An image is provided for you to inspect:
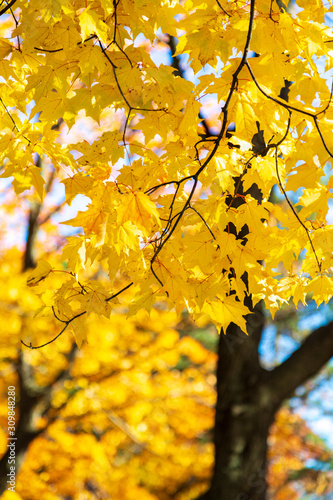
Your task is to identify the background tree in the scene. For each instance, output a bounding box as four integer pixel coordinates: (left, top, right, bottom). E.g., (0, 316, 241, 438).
(1, 0, 333, 499)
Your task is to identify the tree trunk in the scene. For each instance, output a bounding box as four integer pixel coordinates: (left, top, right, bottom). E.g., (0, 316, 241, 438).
(195, 305, 268, 499)
(198, 305, 280, 500)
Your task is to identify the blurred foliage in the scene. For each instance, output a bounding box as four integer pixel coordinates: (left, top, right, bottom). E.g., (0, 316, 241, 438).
(0, 249, 332, 499)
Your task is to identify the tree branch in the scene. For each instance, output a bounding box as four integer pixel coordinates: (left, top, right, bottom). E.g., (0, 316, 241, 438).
(0, 0, 17, 17)
(267, 320, 333, 404)
(23, 201, 41, 271)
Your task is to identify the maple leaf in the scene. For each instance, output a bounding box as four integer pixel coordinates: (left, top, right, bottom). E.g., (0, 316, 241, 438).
(79, 8, 108, 44)
(117, 192, 161, 236)
(27, 261, 53, 287)
(61, 236, 86, 273)
(203, 295, 249, 335)
(127, 289, 156, 317)
(68, 315, 87, 349)
(307, 275, 333, 307)
(61, 174, 94, 206)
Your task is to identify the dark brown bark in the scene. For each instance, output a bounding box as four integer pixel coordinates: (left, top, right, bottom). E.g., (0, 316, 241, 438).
(23, 201, 41, 271)
(211, 306, 270, 500)
(197, 305, 272, 500)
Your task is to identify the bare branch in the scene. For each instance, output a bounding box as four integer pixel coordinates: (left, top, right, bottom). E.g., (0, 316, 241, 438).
(0, 0, 16, 17)
(267, 320, 333, 403)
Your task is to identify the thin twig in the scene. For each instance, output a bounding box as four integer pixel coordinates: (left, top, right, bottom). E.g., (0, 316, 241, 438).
(216, 0, 231, 17)
(189, 205, 218, 243)
(51, 306, 68, 323)
(22, 281, 134, 349)
(0, 96, 30, 143)
(21, 311, 86, 349)
(105, 282, 133, 302)
(0, 0, 16, 16)
(274, 147, 321, 273)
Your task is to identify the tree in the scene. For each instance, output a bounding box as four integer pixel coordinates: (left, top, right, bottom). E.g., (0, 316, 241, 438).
(1, 0, 333, 498)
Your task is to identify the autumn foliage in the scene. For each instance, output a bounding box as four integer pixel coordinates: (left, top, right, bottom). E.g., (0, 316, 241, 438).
(1, 0, 333, 498)
(0, 0, 332, 346)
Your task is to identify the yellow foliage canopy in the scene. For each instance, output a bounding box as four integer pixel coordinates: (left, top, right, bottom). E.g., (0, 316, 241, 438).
(1, 0, 333, 346)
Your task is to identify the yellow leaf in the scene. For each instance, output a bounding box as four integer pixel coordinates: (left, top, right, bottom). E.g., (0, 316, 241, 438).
(62, 174, 94, 205)
(61, 236, 86, 273)
(127, 290, 156, 317)
(27, 261, 52, 287)
(33, 0, 68, 23)
(29, 166, 45, 201)
(203, 295, 249, 334)
(178, 95, 201, 137)
(0, 40, 12, 59)
(79, 8, 109, 44)
(81, 284, 112, 317)
(62, 207, 107, 239)
(69, 315, 87, 349)
(306, 275, 333, 306)
(233, 92, 259, 140)
(117, 192, 161, 235)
